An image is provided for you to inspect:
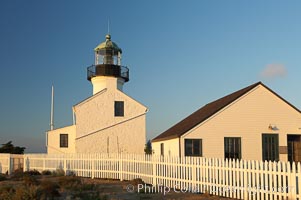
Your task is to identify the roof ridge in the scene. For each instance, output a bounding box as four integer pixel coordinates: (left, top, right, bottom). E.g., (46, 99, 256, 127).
(73, 88, 107, 108)
(152, 82, 262, 142)
(204, 81, 261, 107)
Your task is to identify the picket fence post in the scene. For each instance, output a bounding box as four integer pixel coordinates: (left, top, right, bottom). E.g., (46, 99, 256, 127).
(23, 155, 27, 172)
(191, 157, 196, 191)
(7, 154, 11, 175)
(289, 162, 297, 200)
(243, 160, 248, 200)
(63, 155, 67, 175)
(43, 154, 46, 171)
(297, 163, 301, 200)
(91, 154, 95, 179)
(119, 154, 123, 181)
(152, 155, 156, 186)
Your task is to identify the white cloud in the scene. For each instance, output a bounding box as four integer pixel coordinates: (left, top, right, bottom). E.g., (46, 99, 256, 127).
(260, 64, 287, 79)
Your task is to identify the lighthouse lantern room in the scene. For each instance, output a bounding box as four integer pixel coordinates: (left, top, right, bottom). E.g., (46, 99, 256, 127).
(87, 34, 129, 94)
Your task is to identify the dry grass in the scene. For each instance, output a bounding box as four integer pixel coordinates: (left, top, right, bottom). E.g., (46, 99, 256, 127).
(0, 171, 234, 200)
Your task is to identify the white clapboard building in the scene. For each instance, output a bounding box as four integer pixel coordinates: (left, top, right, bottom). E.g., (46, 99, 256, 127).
(152, 82, 301, 163)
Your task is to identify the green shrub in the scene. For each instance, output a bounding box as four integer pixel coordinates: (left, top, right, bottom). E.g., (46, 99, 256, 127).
(10, 169, 25, 180)
(24, 169, 41, 176)
(66, 170, 76, 176)
(0, 190, 13, 200)
(72, 191, 103, 200)
(13, 186, 26, 200)
(41, 170, 52, 175)
(25, 185, 41, 200)
(0, 184, 14, 199)
(23, 175, 39, 186)
(79, 183, 95, 191)
(0, 173, 7, 181)
(11, 169, 40, 182)
(52, 168, 65, 177)
(13, 185, 41, 200)
(58, 176, 81, 190)
(129, 178, 145, 185)
(39, 180, 60, 199)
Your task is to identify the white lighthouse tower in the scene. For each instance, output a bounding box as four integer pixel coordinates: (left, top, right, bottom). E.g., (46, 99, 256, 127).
(47, 33, 147, 155)
(87, 34, 129, 94)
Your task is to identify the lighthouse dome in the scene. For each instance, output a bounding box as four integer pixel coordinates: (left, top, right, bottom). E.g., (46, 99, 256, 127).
(94, 34, 122, 54)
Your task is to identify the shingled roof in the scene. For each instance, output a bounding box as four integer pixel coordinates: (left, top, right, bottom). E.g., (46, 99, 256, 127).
(152, 82, 301, 142)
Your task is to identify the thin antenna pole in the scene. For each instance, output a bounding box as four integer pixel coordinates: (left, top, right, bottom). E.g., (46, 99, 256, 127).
(50, 85, 54, 130)
(108, 19, 110, 34)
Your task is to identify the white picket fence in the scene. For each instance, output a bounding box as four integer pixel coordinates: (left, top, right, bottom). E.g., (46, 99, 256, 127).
(0, 153, 23, 174)
(1, 153, 300, 200)
(23, 153, 154, 184)
(0, 153, 10, 174)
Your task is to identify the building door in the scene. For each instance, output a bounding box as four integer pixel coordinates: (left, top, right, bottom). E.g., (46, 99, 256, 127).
(262, 134, 279, 161)
(287, 135, 301, 163)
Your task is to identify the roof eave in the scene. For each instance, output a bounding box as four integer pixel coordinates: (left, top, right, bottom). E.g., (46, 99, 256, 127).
(152, 135, 180, 143)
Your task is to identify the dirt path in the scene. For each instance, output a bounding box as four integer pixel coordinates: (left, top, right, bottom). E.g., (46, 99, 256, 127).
(72, 178, 234, 200)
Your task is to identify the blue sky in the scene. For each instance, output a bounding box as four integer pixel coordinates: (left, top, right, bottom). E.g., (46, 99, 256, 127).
(0, 0, 301, 152)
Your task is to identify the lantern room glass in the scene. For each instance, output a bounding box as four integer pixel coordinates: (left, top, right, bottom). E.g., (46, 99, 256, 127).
(95, 50, 121, 66)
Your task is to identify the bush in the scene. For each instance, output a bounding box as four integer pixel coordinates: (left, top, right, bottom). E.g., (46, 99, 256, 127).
(10, 169, 25, 180)
(39, 180, 60, 199)
(41, 170, 52, 175)
(0, 190, 13, 200)
(58, 176, 81, 190)
(23, 175, 39, 186)
(72, 191, 103, 200)
(0, 185, 39, 200)
(0, 173, 7, 181)
(11, 169, 41, 181)
(0, 184, 14, 199)
(52, 168, 65, 177)
(66, 170, 76, 176)
(14, 185, 41, 200)
(14, 187, 28, 199)
(79, 183, 95, 191)
(25, 185, 41, 200)
(24, 169, 41, 176)
(129, 178, 145, 185)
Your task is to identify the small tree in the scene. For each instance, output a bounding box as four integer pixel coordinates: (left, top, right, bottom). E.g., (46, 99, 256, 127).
(144, 140, 153, 154)
(0, 141, 26, 154)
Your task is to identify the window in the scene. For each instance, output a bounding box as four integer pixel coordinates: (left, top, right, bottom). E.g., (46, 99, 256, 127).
(60, 134, 68, 148)
(160, 143, 164, 156)
(262, 134, 279, 161)
(185, 139, 202, 156)
(287, 135, 301, 163)
(224, 137, 241, 159)
(114, 101, 124, 117)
